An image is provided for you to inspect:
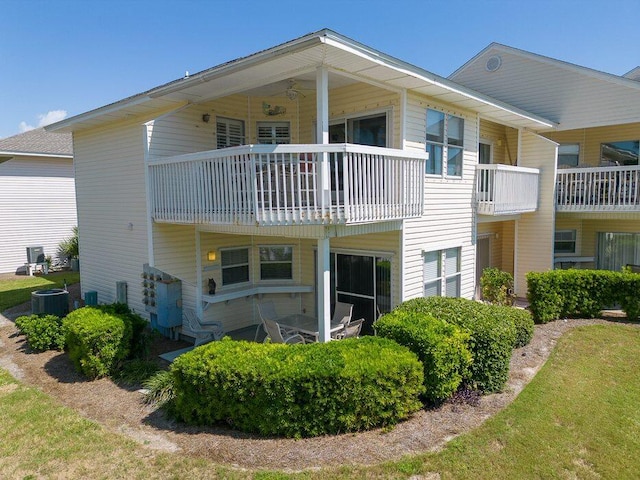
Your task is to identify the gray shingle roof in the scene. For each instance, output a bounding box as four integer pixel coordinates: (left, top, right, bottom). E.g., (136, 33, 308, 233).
(0, 128, 72, 156)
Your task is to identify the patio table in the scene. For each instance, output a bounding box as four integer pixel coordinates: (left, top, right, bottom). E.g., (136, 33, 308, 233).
(277, 313, 344, 342)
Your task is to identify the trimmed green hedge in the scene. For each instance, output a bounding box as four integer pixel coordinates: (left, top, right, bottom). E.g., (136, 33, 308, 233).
(394, 297, 525, 393)
(375, 310, 472, 404)
(170, 337, 424, 438)
(526, 270, 640, 323)
(63, 307, 132, 379)
(14, 314, 65, 351)
(93, 303, 149, 358)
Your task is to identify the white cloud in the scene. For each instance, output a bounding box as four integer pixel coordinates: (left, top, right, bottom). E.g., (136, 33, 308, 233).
(19, 110, 68, 133)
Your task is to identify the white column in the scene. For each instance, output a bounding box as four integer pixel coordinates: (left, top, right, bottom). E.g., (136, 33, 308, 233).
(316, 66, 330, 212)
(195, 227, 203, 318)
(317, 237, 331, 342)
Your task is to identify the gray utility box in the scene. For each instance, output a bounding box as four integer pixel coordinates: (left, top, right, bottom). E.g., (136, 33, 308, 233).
(26, 246, 45, 264)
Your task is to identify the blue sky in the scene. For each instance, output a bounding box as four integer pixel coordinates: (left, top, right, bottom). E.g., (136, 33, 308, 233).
(1, 0, 639, 139)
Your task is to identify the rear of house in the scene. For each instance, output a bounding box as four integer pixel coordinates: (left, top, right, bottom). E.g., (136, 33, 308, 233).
(0, 128, 75, 273)
(48, 30, 555, 341)
(452, 43, 640, 276)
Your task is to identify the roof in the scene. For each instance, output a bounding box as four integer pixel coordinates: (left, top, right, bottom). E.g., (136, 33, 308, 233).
(46, 29, 555, 134)
(0, 128, 73, 158)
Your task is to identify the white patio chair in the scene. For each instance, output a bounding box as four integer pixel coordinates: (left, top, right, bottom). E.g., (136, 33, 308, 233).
(184, 308, 225, 347)
(262, 317, 305, 344)
(254, 301, 278, 341)
(330, 301, 353, 339)
(338, 318, 364, 340)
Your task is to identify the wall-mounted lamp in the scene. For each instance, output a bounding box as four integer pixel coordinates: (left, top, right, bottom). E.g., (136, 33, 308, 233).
(202, 113, 211, 123)
(127, 222, 134, 231)
(207, 250, 217, 261)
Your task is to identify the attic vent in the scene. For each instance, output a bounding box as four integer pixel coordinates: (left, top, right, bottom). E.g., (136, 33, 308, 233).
(485, 55, 502, 72)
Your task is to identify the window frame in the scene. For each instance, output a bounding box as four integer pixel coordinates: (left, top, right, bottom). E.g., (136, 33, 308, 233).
(425, 108, 465, 178)
(220, 247, 251, 286)
(216, 117, 245, 149)
(423, 247, 462, 298)
(557, 143, 580, 168)
(554, 230, 577, 255)
(259, 245, 294, 281)
(257, 121, 291, 144)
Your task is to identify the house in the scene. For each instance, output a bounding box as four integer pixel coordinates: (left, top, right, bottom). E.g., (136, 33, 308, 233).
(0, 128, 76, 274)
(451, 44, 640, 279)
(46, 30, 556, 341)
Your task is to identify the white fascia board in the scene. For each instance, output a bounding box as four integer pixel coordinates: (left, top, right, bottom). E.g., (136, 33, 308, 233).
(322, 36, 556, 130)
(0, 150, 72, 159)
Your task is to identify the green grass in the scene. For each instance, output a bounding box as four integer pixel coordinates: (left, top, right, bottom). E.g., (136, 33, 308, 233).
(0, 323, 639, 478)
(0, 272, 80, 311)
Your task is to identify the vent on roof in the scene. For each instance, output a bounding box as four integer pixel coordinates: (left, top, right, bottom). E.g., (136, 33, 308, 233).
(485, 55, 502, 72)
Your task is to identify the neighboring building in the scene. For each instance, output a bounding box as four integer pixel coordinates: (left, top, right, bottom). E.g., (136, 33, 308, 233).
(47, 30, 556, 341)
(451, 43, 640, 280)
(0, 128, 76, 273)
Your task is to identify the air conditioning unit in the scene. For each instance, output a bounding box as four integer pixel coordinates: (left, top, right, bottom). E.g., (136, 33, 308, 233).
(26, 246, 45, 264)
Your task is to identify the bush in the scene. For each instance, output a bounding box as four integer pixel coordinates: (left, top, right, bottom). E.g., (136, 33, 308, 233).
(617, 269, 640, 321)
(14, 314, 65, 351)
(490, 304, 534, 348)
(480, 268, 516, 306)
(375, 310, 472, 404)
(94, 303, 150, 359)
(527, 270, 621, 323)
(143, 370, 175, 408)
(63, 307, 132, 379)
(171, 337, 424, 438)
(395, 297, 517, 393)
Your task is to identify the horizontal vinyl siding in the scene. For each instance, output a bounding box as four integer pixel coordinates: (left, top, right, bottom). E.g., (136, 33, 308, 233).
(514, 132, 557, 296)
(479, 120, 518, 165)
(403, 95, 478, 301)
(0, 156, 76, 273)
(73, 122, 148, 313)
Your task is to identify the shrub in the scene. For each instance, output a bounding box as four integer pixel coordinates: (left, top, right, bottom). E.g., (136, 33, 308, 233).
(617, 270, 640, 321)
(375, 309, 472, 404)
(94, 303, 150, 359)
(14, 314, 65, 351)
(395, 297, 516, 393)
(63, 307, 132, 379)
(171, 337, 424, 438)
(480, 268, 516, 306)
(490, 304, 534, 348)
(527, 270, 620, 323)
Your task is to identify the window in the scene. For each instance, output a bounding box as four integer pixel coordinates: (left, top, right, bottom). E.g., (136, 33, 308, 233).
(424, 247, 461, 297)
(259, 246, 293, 280)
(257, 122, 290, 144)
(479, 141, 492, 165)
(220, 247, 250, 286)
(558, 144, 579, 167)
(216, 117, 245, 149)
(554, 230, 576, 254)
(597, 232, 640, 271)
(426, 109, 464, 177)
(601, 140, 639, 166)
(329, 113, 388, 147)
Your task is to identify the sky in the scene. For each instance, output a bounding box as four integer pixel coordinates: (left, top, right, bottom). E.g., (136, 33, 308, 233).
(1, 0, 639, 139)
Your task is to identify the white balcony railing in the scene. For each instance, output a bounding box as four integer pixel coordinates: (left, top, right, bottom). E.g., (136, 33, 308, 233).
(556, 165, 640, 212)
(476, 164, 540, 215)
(148, 144, 427, 227)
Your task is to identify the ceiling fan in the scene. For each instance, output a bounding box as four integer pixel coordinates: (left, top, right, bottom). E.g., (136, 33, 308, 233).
(284, 79, 312, 100)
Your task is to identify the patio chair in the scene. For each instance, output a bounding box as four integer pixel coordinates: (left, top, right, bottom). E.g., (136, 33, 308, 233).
(262, 317, 305, 344)
(254, 301, 278, 341)
(184, 308, 225, 346)
(330, 301, 353, 339)
(338, 318, 364, 340)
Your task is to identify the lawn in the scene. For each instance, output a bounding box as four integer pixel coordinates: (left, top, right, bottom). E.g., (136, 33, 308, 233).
(0, 272, 80, 312)
(0, 323, 638, 479)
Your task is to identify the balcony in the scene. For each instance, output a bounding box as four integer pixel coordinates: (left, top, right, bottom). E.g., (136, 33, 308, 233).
(476, 164, 540, 216)
(148, 144, 427, 227)
(556, 165, 640, 212)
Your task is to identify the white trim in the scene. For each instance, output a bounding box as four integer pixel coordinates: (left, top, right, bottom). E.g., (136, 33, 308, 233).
(142, 123, 154, 267)
(0, 151, 73, 159)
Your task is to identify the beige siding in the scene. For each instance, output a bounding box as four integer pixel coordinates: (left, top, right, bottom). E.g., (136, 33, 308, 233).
(452, 47, 640, 131)
(403, 94, 478, 300)
(479, 120, 518, 165)
(477, 221, 515, 274)
(544, 123, 640, 167)
(514, 132, 557, 296)
(0, 155, 76, 273)
(73, 122, 149, 312)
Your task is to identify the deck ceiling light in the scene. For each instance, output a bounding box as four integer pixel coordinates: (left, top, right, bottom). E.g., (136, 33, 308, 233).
(207, 250, 217, 261)
(202, 113, 211, 123)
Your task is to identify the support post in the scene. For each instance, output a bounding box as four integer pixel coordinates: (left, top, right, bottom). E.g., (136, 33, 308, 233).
(316, 67, 330, 213)
(316, 237, 331, 343)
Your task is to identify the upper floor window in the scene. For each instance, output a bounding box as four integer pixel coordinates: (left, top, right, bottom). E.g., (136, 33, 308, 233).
(426, 109, 464, 177)
(558, 144, 579, 168)
(216, 117, 245, 149)
(220, 247, 250, 286)
(601, 140, 639, 166)
(257, 122, 290, 144)
(259, 246, 293, 280)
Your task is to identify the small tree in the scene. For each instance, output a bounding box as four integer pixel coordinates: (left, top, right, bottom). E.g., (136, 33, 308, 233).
(480, 267, 515, 306)
(57, 226, 79, 266)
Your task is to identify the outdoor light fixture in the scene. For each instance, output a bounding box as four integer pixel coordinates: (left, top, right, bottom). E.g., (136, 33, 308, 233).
(202, 113, 211, 123)
(207, 250, 217, 261)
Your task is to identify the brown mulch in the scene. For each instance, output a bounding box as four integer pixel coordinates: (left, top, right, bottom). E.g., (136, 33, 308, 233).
(0, 287, 637, 471)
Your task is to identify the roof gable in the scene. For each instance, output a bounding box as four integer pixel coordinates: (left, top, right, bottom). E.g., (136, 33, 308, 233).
(451, 43, 640, 131)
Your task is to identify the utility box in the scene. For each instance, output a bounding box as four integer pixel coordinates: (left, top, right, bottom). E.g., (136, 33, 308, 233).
(116, 281, 127, 304)
(26, 246, 45, 264)
(142, 264, 182, 338)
